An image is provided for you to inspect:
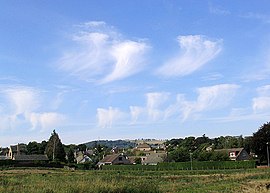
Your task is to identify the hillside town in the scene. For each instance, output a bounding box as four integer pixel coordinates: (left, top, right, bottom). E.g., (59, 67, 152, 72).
(2, 122, 269, 169)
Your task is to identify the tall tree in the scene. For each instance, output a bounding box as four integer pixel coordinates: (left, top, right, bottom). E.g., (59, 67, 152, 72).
(26, 141, 40, 155)
(45, 130, 66, 162)
(252, 122, 270, 162)
(67, 148, 75, 163)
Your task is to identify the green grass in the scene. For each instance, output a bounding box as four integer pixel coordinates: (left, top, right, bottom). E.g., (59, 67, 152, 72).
(0, 168, 270, 192)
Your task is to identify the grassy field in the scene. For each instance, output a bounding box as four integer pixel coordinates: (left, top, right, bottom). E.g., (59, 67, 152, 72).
(0, 168, 270, 192)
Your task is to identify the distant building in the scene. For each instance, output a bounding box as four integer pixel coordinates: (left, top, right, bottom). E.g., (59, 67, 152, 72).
(76, 154, 92, 164)
(0, 147, 9, 160)
(97, 154, 130, 167)
(135, 143, 151, 151)
(214, 148, 250, 161)
(8, 144, 27, 159)
(128, 150, 167, 165)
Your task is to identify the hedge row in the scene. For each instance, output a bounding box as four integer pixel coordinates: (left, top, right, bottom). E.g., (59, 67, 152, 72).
(0, 160, 64, 168)
(102, 160, 256, 171)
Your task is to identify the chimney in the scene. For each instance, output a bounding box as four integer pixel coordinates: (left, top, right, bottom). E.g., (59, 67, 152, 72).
(17, 144, 20, 155)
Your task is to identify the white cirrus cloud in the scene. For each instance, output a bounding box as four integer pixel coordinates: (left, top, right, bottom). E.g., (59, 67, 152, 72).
(252, 97, 270, 112)
(253, 85, 270, 112)
(58, 21, 149, 84)
(195, 84, 239, 111)
(165, 84, 239, 121)
(129, 106, 145, 124)
(101, 41, 148, 83)
(97, 107, 125, 128)
(146, 92, 170, 121)
(1, 86, 40, 115)
(129, 92, 170, 123)
(0, 85, 66, 131)
(157, 35, 222, 77)
(28, 112, 66, 131)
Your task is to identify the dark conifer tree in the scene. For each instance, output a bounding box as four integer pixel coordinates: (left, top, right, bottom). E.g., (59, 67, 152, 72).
(45, 130, 66, 162)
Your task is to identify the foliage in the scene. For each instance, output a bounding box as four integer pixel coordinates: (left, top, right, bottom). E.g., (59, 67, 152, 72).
(77, 144, 87, 152)
(210, 151, 230, 161)
(252, 122, 270, 162)
(26, 141, 47, 155)
(85, 140, 136, 149)
(67, 148, 75, 163)
(167, 147, 190, 162)
(134, 157, 142, 164)
(45, 130, 66, 162)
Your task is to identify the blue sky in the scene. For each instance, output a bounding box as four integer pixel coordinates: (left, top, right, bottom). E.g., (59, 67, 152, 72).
(1, 1, 270, 146)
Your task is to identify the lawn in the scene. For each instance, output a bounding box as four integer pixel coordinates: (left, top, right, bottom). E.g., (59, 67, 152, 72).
(0, 168, 270, 192)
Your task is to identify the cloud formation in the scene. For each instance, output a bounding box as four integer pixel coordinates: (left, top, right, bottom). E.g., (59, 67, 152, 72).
(165, 84, 240, 121)
(0, 85, 65, 131)
(157, 35, 222, 77)
(253, 85, 270, 112)
(58, 21, 149, 84)
(128, 84, 239, 125)
(97, 107, 125, 128)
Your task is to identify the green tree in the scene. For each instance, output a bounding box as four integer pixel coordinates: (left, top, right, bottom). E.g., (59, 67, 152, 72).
(252, 122, 270, 162)
(67, 148, 75, 163)
(77, 144, 87, 152)
(168, 147, 189, 162)
(197, 151, 212, 161)
(211, 151, 230, 161)
(39, 140, 48, 154)
(26, 141, 40, 155)
(134, 157, 142, 164)
(45, 130, 66, 162)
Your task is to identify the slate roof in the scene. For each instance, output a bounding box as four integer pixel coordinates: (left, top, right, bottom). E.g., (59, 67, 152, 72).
(99, 154, 120, 163)
(14, 154, 49, 161)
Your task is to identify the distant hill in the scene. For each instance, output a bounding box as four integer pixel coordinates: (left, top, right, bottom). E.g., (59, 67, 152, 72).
(84, 140, 136, 149)
(127, 139, 166, 145)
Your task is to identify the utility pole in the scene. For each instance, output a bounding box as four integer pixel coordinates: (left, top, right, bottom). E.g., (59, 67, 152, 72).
(190, 152, 193, 170)
(267, 142, 270, 167)
(53, 137, 56, 161)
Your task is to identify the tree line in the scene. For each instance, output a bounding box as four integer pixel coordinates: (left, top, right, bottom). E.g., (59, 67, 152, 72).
(16, 122, 270, 164)
(165, 122, 270, 163)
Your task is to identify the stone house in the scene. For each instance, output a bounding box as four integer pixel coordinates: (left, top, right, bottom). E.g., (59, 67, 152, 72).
(134, 143, 151, 151)
(8, 144, 27, 159)
(97, 154, 130, 167)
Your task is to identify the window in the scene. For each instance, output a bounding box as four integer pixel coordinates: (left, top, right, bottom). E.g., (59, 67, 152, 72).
(119, 157, 123, 161)
(229, 152, 235, 157)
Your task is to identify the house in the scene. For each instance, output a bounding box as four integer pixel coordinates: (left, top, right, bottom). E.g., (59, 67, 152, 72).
(97, 154, 130, 167)
(0, 147, 9, 160)
(215, 148, 250, 161)
(8, 144, 27, 159)
(128, 150, 167, 165)
(135, 143, 151, 151)
(141, 151, 167, 165)
(13, 154, 49, 162)
(76, 154, 92, 164)
(74, 150, 93, 164)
